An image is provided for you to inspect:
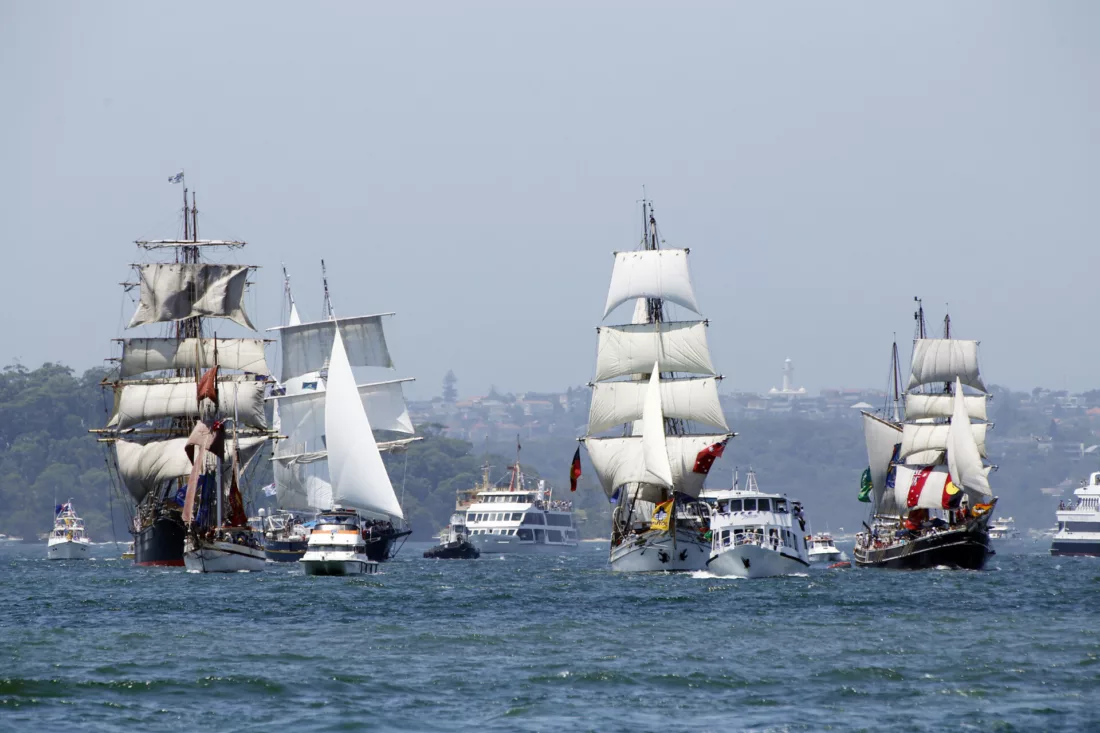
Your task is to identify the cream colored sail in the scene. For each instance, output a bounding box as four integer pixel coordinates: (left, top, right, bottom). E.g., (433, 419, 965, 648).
(584, 434, 729, 500)
(110, 380, 267, 430)
(588, 376, 727, 435)
(118, 338, 270, 379)
(271, 314, 393, 381)
(900, 423, 987, 461)
(907, 339, 986, 392)
(127, 264, 254, 329)
(603, 249, 700, 318)
(640, 365, 674, 488)
(594, 321, 715, 382)
(904, 393, 987, 422)
(861, 411, 903, 516)
(947, 378, 993, 500)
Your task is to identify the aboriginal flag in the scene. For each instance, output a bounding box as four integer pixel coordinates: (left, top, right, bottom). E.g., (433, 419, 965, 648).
(569, 448, 582, 492)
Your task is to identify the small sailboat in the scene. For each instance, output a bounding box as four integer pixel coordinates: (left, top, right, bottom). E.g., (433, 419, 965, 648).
(47, 501, 90, 560)
(300, 328, 407, 576)
(581, 200, 733, 572)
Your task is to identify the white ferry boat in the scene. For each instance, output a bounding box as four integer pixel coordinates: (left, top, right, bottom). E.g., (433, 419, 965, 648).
(300, 508, 379, 575)
(462, 459, 578, 554)
(988, 516, 1019, 540)
(47, 501, 90, 560)
(807, 533, 849, 567)
(1051, 472, 1100, 557)
(703, 470, 809, 578)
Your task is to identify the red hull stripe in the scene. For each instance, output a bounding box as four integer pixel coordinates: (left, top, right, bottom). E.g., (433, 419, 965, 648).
(135, 559, 185, 567)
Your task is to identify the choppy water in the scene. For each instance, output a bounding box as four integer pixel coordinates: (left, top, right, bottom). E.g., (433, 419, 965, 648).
(1, 539, 1097, 732)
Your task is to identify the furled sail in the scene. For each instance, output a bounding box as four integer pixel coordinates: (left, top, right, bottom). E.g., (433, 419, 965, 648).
(272, 314, 393, 381)
(325, 329, 404, 519)
(947, 378, 993, 499)
(588, 376, 727, 434)
(127, 264, 255, 329)
(907, 339, 986, 392)
(861, 412, 903, 516)
(904, 393, 987, 422)
(900, 422, 987, 461)
(640, 366, 673, 488)
(603, 249, 701, 319)
(114, 439, 193, 501)
(110, 380, 267, 430)
(119, 338, 270, 379)
(275, 377, 415, 442)
(594, 321, 715, 382)
(584, 433, 731, 500)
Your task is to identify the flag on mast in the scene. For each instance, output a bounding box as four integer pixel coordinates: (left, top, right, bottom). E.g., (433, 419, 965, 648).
(569, 447, 582, 492)
(168, 171, 184, 184)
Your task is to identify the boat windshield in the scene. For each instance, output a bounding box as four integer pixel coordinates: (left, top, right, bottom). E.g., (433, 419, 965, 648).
(774, 499, 788, 513)
(757, 498, 771, 512)
(729, 499, 742, 513)
(743, 499, 757, 511)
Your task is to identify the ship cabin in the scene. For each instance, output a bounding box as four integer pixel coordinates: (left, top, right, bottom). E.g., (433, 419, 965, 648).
(1056, 472, 1100, 530)
(465, 490, 577, 545)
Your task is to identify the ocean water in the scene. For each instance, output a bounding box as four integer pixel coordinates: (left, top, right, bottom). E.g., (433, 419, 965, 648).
(0, 539, 1097, 733)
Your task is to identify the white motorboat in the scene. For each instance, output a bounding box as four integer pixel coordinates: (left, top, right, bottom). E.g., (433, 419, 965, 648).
(705, 470, 810, 578)
(988, 516, 1019, 540)
(807, 533, 850, 567)
(300, 509, 379, 576)
(47, 501, 90, 560)
(1052, 473, 1100, 556)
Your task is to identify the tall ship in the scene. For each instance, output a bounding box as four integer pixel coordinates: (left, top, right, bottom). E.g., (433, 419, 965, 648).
(47, 501, 90, 560)
(855, 301, 997, 570)
(461, 457, 578, 554)
(582, 201, 733, 572)
(1051, 472, 1100, 556)
(97, 176, 273, 567)
(298, 328, 407, 575)
(268, 262, 418, 563)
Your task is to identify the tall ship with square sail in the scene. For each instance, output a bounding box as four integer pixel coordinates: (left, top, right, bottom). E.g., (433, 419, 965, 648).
(97, 175, 274, 567)
(855, 301, 996, 570)
(582, 201, 732, 572)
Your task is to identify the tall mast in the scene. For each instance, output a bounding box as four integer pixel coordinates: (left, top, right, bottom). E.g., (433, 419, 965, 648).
(890, 338, 902, 422)
(913, 296, 926, 340)
(321, 259, 335, 319)
(282, 263, 296, 314)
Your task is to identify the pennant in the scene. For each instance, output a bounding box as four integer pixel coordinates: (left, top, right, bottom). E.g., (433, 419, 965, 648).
(650, 500, 673, 532)
(692, 439, 728, 474)
(858, 467, 873, 503)
(569, 448, 582, 492)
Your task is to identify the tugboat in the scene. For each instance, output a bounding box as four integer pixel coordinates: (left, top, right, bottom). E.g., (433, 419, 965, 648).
(47, 501, 90, 560)
(705, 469, 810, 578)
(1051, 472, 1100, 556)
(424, 512, 480, 559)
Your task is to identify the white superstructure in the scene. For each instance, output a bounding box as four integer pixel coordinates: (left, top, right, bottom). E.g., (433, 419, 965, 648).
(988, 516, 1019, 540)
(47, 501, 90, 560)
(704, 471, 809, 578)
(1051, 473, 1100, 556)
(464, 462, 578, 554)
(300, 509, 379, 575)
(807, 533, 849, 566)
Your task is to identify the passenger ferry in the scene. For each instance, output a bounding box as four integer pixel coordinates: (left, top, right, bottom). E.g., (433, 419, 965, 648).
(47, 501, 90, 560)
(461, 460, 578, 554)
(703, 470, 810, 578)
(1051, 472, 1100, 557)
(988, 516, 1019, 540)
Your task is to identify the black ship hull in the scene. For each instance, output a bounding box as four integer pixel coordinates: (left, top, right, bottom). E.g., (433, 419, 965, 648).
(264, 538, 307, 562)
(423, 540, 480, 560)
(364, 527, 412, 562)
(134, 516, 186, 567)
(855, 523, 992, 570)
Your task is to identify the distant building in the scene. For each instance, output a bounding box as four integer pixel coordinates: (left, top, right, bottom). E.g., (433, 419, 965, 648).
(767, 358, 807, 397)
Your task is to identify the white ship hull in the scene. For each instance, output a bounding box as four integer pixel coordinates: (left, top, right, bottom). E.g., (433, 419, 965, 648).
(708, 544, 809, 578)
(471, 532, 578, 555)
(184, 540, 266, 573)
(300, 552, 378, 576)
(47, 539, 90, 560)
(609, 529, 710, 572)
(808, 548, 848, 566)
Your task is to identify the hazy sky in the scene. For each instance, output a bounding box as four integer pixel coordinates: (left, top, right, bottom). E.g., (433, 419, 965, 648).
(2, 1, 1097, 399)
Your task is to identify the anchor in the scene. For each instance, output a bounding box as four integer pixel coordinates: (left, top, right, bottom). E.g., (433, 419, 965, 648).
(679, 549, 688, 561)
(742, 557, 751, 569)
(658, 549, 670, 563)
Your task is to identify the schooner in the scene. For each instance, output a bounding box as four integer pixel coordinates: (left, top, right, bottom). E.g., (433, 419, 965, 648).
(99, 176, 274, 567)
(855, 300, 997, 569)
(582, 201, 733, 572)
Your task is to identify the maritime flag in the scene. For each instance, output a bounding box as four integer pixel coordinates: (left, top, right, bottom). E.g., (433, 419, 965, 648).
(569, 448, 582, 492)
(651, 500, 673, 531)
(692, 440, 727, 474)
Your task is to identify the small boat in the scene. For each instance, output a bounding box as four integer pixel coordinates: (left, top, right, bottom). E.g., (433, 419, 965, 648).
(301, 508, 379, 575)
(807, 532, 850, 567)
(706, 470, 810, 578)
(48, 501, 91, 560)
(259, 508, 310, 562)
(424, 513, 480, 559)
(988, 516, 1019, 540)
(121, 541, 135, 560)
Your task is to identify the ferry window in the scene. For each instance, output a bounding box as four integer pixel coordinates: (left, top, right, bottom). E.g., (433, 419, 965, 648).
(757, 499, 771, 512)
(774, 499, 787, 513)
(729, 500, 742, 513)
(522, 513, 545, 525)
(547, 530, 562, 543)
(743, 499, 757, 511)
(517, 528, 533, 541)
(509, 513, 519, 521)
(534, 529, 545, 542)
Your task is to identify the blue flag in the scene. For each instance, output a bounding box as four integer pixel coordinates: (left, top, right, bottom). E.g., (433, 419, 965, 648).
(168, 171, 184, 184)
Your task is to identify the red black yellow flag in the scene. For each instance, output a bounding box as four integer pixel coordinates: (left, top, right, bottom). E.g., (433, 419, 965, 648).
(569, 448, 582, 492)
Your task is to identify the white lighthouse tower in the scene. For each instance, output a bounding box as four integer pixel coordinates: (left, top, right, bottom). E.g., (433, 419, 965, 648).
(768, 358, 806, 397)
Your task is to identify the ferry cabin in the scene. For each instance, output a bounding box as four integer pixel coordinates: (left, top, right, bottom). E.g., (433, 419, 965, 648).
(1052, 471, 1100, 556)
(706, 493, 808, 557)
(465, 490, 577, 547)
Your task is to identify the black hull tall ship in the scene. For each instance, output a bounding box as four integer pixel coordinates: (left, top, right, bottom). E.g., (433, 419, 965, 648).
(364, 527, 412, 561)
(133, 515, 186, 567)
(855, 302, 998, 571)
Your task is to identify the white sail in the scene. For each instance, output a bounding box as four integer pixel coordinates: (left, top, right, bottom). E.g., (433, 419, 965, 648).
(588, 376, 727, 434)
(947, 378, 993, 499)
(907, 339, 986, 393)
(288, 303, 302, 327)
(892, 464, 955, 511)
(861, 412, 903, 515)
(272, 314, 393, 381)
(904, 449, 945, 466)
(325, 329, 403, 519)
(272, 453, 332, 512)
(118, 338, 270, 379)
(603, 249, 701, 319)
(900, 423, 987, 461)
(640, 365, 673, 487)
(594, 321, 716, 382)
(584, 433, 729, 499)
(904, 393, 987, 422)
(110, 380, 267, 430)
(275, 378, 415, 444)
(127, 264, 254, 329)
(114, 439, 193, 501)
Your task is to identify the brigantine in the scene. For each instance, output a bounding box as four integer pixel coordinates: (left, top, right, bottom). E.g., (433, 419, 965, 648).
(267, 262, 418, 564)
(855, 301, 997, 570)
(96, 175, 273, 568)
(582, 201, 733, 572)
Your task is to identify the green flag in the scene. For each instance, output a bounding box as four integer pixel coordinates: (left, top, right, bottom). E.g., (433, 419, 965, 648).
(858, 467, 873, 503)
